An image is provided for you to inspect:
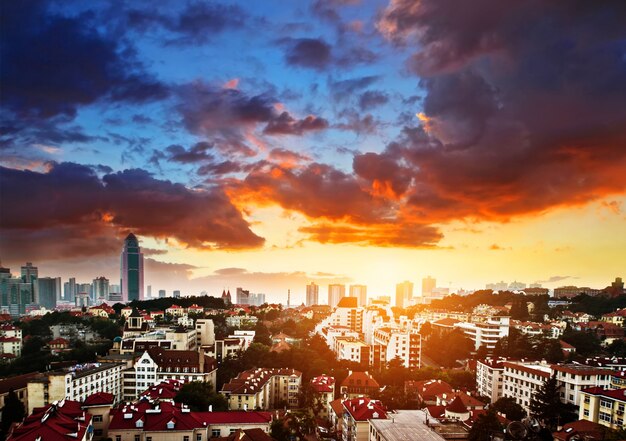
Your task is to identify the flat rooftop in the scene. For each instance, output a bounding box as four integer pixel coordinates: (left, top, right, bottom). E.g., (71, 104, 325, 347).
(370, 410, 447, 441)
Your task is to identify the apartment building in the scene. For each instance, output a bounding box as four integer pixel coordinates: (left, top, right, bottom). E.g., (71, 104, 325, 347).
(502, 361, 551, 411)
(336, 337, 370, 364)
(225, 315, 258, 327)
(579, 387, 626, 430)
(311, 375, 335, 418)
(26, 362, 125, 413)
(221, 368, 302, 410)
(455, 316, 510, 350)
(342, 397, 387, 441)
(476, 358, 505, 403)
(371, 327, 421, 369)
(552, 364, 613, 407)
(369, 410, 447, 441)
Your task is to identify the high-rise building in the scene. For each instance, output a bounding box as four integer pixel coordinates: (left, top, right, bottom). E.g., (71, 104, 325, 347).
(37, 277, 59, 310)
(158, 289, 166, 298)
(395, 281, 413, 308)
(422, 276, 436, 297)
(349, 284, 367, 306)
(120, 233, 144, 303)
(20, 262, 38, 284)
(306, 282, 319, 306)
(328, 284, 345, 308)
(146, 285, 152, 299)
(236, 288, 250, 305)
(63, 277, 77, 302)
(173, 290, 181, 299)
(1, 266, 34, 316)
(93, 276, 110, 301)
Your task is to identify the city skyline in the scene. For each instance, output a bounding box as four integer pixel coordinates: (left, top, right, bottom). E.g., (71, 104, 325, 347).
(1, 1, 625, 302)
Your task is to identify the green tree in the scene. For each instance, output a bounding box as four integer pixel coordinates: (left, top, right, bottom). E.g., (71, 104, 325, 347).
(493, 397, 526, 421)
(468, 408, 503, 441)
(475, 344, 489, 360)
(529, 373, 577, 430)
(0, 390, 25, 437)
(561, 329, 601, 357)
(253, 321, 272, 347)
(174, 382, 228, 411)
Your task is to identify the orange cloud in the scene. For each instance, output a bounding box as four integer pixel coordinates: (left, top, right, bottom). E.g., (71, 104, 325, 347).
(223, 78, 239, 89)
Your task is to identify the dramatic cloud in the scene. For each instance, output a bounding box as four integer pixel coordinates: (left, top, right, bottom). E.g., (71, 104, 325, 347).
(0, 0, 168, 120)
(0, 163, 264, 254)
(166, 142, 214, 163)
(263, 112, 329, 136)
(358, 91, 389, 110)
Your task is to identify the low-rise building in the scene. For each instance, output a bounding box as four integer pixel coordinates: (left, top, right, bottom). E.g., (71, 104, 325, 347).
(341, 397, 387, 441)
(225, 315, 259, 327)
(82, 392, 115, 440)
(311, 375, 335, 418)
(340, 371, 379, 399)
(369, 409, 447, 441)
(579, 387, 626, 430)
(221, 368, 302, 410)
(0, 372, 38, 417)
(336, 337, 370, 364)
(26, 362, 125, 413)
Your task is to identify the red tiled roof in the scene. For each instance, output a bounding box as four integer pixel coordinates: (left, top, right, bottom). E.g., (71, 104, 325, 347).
(330, 399, 344, 416)
(446, 396, 468, 413)
(559, 340, 576, 349)
(425, 405, 445, 418)
(0, 336, 20, 342)
(406, 379, 453, 400)
(0, 373, 39, 394)
(221, 368, 302, 394)
(337, 297, 358, 308)
(341, 371, 379, 389)
(141, 380, 183, 400)
(8, 400, 91, 441)
(342, 397, 387, 421)
(553, 420, 606, 441)
(582, 387, 626, 401)
(83, 392, 114, 406)
(49, 337, 69, 346)
(311, 375, 335, 393)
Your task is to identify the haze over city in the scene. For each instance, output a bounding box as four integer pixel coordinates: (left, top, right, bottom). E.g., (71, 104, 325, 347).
(1, 0, 625, 302)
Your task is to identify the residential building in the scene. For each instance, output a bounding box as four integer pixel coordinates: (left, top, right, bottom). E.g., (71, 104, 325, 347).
(0, 372, 38, 415)
(196, 318, 216, 347)
(306, 282, 319, 306)
(371, 327, 421, 369)
(311, 375, 335, 418)
(552, 364, 613, 407)
(82, 392, 115, 440)
(26, 362, 125, 413)
(0, 267, 33, 317)
(125, 347, 217, 399)
(336, 337, 370, 364)
(349, 285, 367, 307)
(173, 289, 181, 298)
(159, 289, 166, 298)
(404, 379, 454, 405)
(554, 286, 602, 298)
(225, 315, 258, 327)
(476, 358, 505, 403)
(221, 368, 302, 410)
(329, 284, 346, 308)
(236, 287, 251, 304)
(120, 232, 144, 302)
(502, 361, 551, 411)
(580, 387, 626, 430)
(340, 371, 379, 399)
(342, 397, 387, 441)
(523, 287, 549, 296)
(317, 296, 362, 332)
(395, 281, 413, 308)
(454, 316, 510, 350)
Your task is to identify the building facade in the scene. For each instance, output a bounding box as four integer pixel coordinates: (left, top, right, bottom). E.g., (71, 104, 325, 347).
(120, 233, 144, 302)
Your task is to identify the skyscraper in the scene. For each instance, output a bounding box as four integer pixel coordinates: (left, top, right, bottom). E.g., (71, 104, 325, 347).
(37, 277, 59, 310)
(64, 277, 77, 302)
(159, 289, 166, 298)
(93, 276, 110, 302)
(422, 276, 436, 297)
(349, 284, 367, 306)
(395, 281, 413, 308)
(20, 262, 38, 302)
(120, 233, 144, 303)
(306, 282, 319, 306)
(328, 284, 345, 308)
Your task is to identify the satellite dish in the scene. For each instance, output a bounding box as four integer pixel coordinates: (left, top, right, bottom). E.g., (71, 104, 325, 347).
(524, 417, 541, 433)
(507, 421, 529, 440)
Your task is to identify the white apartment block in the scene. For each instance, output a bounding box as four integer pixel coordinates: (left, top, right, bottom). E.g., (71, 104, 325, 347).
(26, 362, 124, 413)
(225, 315, 259, 327)
(336, 337, 370, 364)
(196, 318, 216, 347)
(455, 316, 510, 350)
(502, 361, 551, 411)
(476, 358, 505, 403)
(371, 327, 421, 369)
(552, 364, 613, 407)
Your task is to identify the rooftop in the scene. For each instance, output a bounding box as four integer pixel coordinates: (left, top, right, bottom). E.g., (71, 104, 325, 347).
(369, 410, 446, 441)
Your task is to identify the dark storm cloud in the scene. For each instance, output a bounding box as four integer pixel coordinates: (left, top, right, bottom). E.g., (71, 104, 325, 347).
(284, 38, 332, 70)
(0, 0, 168, 120)
(0, 163, 265, 251)
(263, 112, 329, 136)
(166, 142, 214, 164)
(328, 76, 379, 101)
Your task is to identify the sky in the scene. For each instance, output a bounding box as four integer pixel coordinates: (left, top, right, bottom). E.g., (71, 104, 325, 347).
(1, 0, 625, 304)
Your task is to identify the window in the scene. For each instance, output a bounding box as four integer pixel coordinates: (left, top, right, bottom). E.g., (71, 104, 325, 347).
(93, 415, 103, 422)
(601, 399, 613, 409)
(184, 437, 190, 441)
(116, 437, 121, 441)
(135, 436, 140, 441)
(599, 412, 612, 423)
(584, 410, 590, 417)
(196, 435, 202, 441)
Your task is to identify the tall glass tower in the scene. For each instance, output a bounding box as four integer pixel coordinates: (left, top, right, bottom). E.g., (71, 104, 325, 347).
(120, 233, 144, 303)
